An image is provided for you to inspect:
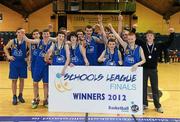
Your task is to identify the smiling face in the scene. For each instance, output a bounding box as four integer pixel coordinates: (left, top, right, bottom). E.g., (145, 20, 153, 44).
(107, 39, 116, 51)
(108, 41, 116, 50)
(127, 33, 136, 45)
(77, 31, 84, 40)
(85, 28, 93, 37)
(70, 36, 77, 43)
(57, 34, 65, 41)
(42, 32, 50, 40)
(32, 31, 40, 39)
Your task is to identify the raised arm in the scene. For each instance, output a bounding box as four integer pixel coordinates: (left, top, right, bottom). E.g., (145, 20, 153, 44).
(92, 36, 104, 44)
(98, 50, 106, 63)
(49, 37, 57, 43)
(61, 44, 70, 75)
(98, 15, 108, 44)
(23, 35, 39, 44)
(118, 14, 123, 35)
(118, 50, 123, 65)
(108, 23, 127, 49)
(80, 45, 89, 66)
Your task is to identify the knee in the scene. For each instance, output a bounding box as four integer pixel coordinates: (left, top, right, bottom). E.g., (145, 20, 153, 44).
(12, 80, 17, 84)
(43, 83, 48, 88)
(33, 82, 38, 87)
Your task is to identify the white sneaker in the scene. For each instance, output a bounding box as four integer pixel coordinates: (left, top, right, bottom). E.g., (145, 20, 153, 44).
(156, 107, 164, 113)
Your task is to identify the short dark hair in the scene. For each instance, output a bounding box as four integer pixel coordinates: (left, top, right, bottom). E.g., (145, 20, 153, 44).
(128, 32, 136, 36)
(59, 27, 67, 31)
(146, 30, 154, 35)
(67, 32, 78, 41)
(107, 38, 116, 44)
(42, 29, 49, 33)
(32, 29, 39, 34)
(56, 31, 66, 36)
(76, 29, 85, 35)
(16, 27, 23, 32)
(85, 25, 92, 30)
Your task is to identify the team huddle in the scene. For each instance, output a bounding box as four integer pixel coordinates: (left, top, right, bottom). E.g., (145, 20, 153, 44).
(4, 15, 175, 113)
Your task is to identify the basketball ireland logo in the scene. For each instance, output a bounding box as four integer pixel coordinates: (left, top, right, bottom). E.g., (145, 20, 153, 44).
(54, 73, 72, 92)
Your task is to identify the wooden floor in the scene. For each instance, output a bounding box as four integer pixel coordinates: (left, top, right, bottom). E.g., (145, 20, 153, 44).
(0, 61, 180, 118)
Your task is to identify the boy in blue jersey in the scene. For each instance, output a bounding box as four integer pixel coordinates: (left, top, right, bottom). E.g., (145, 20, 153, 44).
(4, 28, 27, 105)
(98, 15, 123, 53)
(28, 29, 40, 77)
(68, 32, 89, 66)
(92, 24, 105, 59)
(27, 29, 41, 109)
(109, 24, 146, 71)
(45, 31, 70, 92)
(45, 31, 70, 75)
(24, 29, 53, 108)
(84, 25, 104, 66)
(98, 39, 122, 66)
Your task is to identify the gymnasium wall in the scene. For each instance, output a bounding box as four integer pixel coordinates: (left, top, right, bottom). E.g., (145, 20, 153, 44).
(0, 4, 26, 31)
(135, 2, 166, 34)
(0, 2, 179, 33)
(67, 2, 180, 34)
(0, 3, 58, 33)
(28, 4, 58, 33)
(170, 12, 180, 32)
(135, 2, 180, 34)
(67, 14, 130, 31)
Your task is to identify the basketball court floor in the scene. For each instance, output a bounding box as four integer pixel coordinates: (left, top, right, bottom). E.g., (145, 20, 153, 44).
(0, 61, 180, 121)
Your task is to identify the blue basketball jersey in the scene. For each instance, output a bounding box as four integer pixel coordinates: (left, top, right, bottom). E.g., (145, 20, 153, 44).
(11, 39, 26, 66)
(123, 45, 141, 66)
(31, 43, 38, 64)
(35, 40, 52, 66)
(70, 44, 84, 65)
(9, 39, 27, 79)
(103, 48, 119, 66)
(92, 33, 105, 59)
(86, 37, 98, 66)
(33, 40, 52, 83)
(52, 43, 66, 65)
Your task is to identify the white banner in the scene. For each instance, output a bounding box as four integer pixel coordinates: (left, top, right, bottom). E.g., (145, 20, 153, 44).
(49, 66, 143, 115)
